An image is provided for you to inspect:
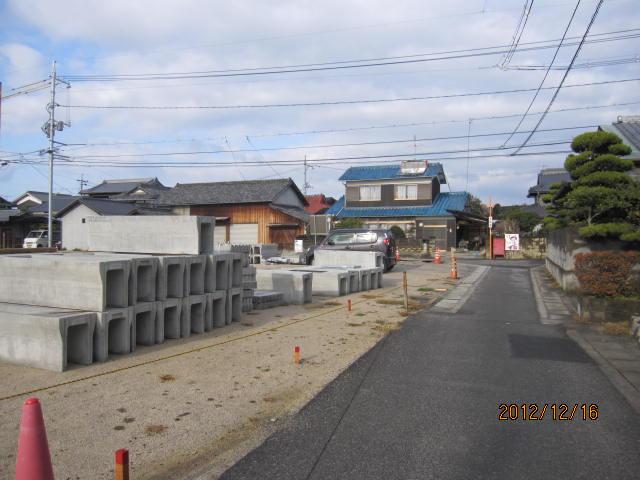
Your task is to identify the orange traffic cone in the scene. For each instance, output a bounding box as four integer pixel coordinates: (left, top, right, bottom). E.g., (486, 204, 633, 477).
(450, 253, 458, 280)
(15, 397, 54, 480)
(434, 248, 442, 264)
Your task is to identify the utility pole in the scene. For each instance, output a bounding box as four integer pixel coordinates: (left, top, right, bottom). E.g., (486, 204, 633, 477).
(42, 60, 70, 247)
(77, 173, 88, 194)
(47, 61, 56, 248)
(303, 155, 312, 195)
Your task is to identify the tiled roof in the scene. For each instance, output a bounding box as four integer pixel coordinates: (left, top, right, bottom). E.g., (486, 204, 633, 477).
(27, 196, 79, 214)
(304, 194, 335, 214)
(602, 119, 640, 159)
(338, 163, 446, 183)
(82, 178, 165, 195)
(155, 178, 307, 206)
(325, 192, 468, 218)
(527, 168, 571, 197)
(56, 198, 140, 218)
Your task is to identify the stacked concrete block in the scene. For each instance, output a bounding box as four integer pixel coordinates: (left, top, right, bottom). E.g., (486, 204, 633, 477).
(0, 254, 130, 311)
(155, 256, 186, 301)
(252, 244, 280, 263)
(181, 295, 206, 337)
(94, 308, 132, 362)
(216, 244, 251, 267)
(183, 255, 206, 297)
(0, 303, 96, 372)
(131, 302, 157, 350)
(313, 250, 384, 269)
(255, 270, 312, 305)
(253, 290, 284, 309)
(157, 298, 181, 341)
(227, 288, 243, 323)
(290, 268, 349, 297)
(84, 215, 216, 255)
(205, 291, 226, 329)
(242, 266, 257, 312)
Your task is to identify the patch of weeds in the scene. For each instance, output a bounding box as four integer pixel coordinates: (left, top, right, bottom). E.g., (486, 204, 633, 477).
(323, 301, 342, 307)
(417, 287, 434, 292)
(360, 293, 380, 299)
(123, 417, 135, 423)
(159, 374, 176, 383)
(116, 407, 127, 413)
(354, 312, 366, 317)
(375, 299, 404, 306)
(346, 322, 364, 327)
(372, 322, 401, 333)
(113, 425, 125, 431)
(145, 425, 168, 436)
(600, 322, 629, 336)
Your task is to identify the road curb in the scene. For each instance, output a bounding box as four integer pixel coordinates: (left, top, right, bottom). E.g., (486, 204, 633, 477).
(566, 328, 640, 415)
(431, 265, 490, 313)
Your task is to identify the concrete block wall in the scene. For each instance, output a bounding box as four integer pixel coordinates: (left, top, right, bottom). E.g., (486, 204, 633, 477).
(313, 250, 384, 269)
(85, 215, 216, 255)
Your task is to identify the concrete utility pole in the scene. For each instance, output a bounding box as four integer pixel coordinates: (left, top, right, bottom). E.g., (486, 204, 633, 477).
(47, 61, 56, 248)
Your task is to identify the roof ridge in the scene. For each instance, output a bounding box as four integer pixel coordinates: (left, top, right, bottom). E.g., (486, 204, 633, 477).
(175, 178, 289, 187)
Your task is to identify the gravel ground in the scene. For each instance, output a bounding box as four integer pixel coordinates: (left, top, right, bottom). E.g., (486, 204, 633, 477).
(0, 260, 463, 479)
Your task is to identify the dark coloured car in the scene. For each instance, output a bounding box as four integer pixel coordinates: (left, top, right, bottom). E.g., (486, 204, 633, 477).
(306, 228, 398, 271)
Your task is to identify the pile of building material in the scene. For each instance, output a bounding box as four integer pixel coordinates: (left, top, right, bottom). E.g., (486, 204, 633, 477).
(215, 243, 281, 264)
(252, 290, 284, 310)
(0, 216, 252, 372)
(242, 266, 257, 312)
(253, 251, 384, 300)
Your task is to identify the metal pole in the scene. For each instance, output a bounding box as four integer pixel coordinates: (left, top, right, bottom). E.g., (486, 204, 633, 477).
(47, 61, 57, 248)
(303, 155, 307, 195)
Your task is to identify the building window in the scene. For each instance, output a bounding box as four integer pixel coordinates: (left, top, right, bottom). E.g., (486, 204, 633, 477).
(359, 185, 381, 201)
(395, 184, 418, 200)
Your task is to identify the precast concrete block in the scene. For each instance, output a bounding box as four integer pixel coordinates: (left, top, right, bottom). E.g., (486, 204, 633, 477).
(229, 253, 243, 288)
(290, 268, 349, 297)
(359, 269, 371, 291)
(94, 307, 131, 362)
(183, 255, 206, 296)
(157, 298, 181, 341)
(85, 215, 216, 255)
(211, 254, 230, 291)
(130, 302, 157, 350)
(255, 270, 312, 304)
(204, 254, 217, 293)
(313, 266, 360, 293)
(313, 250, 384, 269)
(227, 287, 243, 323)
(208, 291, 227, 328)
(0, 254, 130, 311)
(371, 268, 384, 289)
(0, 303, 96, 372)
(252, 290, 284, 309)
(180, 295, 206, 336)
(155, 256, 185, 300)
(375, 268, 384, 288)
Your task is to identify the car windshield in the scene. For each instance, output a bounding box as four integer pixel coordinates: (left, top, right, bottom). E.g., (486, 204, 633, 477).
(25, 230, 45, 239)
(327, 232, 354, 244)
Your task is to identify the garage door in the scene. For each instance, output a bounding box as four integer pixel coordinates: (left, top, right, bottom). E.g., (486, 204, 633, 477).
(214, 225, 228, 243)
(230, 223, 259, 243)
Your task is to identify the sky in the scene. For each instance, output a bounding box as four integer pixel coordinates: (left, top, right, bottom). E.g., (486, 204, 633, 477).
(0, 0, 638, 205)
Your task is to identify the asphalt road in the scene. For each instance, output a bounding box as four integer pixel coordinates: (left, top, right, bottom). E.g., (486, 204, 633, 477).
(221, 265, 640, 479)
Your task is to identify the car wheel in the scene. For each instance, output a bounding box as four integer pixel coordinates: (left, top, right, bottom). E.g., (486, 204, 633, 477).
(386, 263, 395, 271)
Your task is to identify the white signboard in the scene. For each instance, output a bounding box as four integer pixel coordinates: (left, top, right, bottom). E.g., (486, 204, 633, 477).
(294, 239, 304, 253)
(505, 234, 520, 251)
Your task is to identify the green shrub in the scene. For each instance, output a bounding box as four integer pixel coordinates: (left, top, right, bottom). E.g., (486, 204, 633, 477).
(389, 225, 406, 239)
(574, 251, 638, 297)
(572, 154, 633, 177)
(608, 143, 632, 156)
(620, 230, 640, 242)
(579, 222, 634, 238)
(576, 171, 633, 188)
(571, 131, 623, 154)
(335, 218, 363, 228)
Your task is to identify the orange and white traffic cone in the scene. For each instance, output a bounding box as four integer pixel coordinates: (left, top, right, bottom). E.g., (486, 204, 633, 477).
(434, 248, 442, 264)
(15, 397, 54, 480)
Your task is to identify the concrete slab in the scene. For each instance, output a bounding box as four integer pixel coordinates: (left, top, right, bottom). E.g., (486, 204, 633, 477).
(0, 303, 96, 372)
(313, 250, 384, 269)
(255, 270, 312, 304)
(93, 308, 131, 362)
(157, 298, 181, 341)
(84, 215, 216, 254)
(252, 290, 284, 309)
(205, 291, 226, 330)
(227, 287, 243, 323)
(290, 268, 349, 297)
(0, 254, 130, 311)
(130, 302, 157, 350)
(181, 295, 206, 336)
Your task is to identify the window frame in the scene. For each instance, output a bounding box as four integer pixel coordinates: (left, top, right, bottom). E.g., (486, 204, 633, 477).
(394, 183, 418, 200)
(359, 185, 381, 201)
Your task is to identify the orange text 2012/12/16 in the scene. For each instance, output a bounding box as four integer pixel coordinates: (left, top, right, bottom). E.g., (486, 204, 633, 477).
(498, 403, 599, 421)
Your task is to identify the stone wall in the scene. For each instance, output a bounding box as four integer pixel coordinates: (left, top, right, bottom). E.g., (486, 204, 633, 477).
(505, 237, 546, 260)
(545, 227, 624, 292)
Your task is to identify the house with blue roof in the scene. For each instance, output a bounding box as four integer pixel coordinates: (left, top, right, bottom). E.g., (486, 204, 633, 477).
(326, 160, 475, 250)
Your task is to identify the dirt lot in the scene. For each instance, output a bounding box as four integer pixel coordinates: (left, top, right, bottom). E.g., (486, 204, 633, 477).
(0, 259, 463, 479)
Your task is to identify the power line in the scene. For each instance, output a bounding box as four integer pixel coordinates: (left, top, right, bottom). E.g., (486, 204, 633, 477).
(65, 125, 596, 159)
(513, 0, 605, 154)
(59, 29, 640, 82)
(59, 77, 640, 111)
(500, 0, 535, 69)
(501, 0, 581, 147)
(9, 140, 573, 168)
